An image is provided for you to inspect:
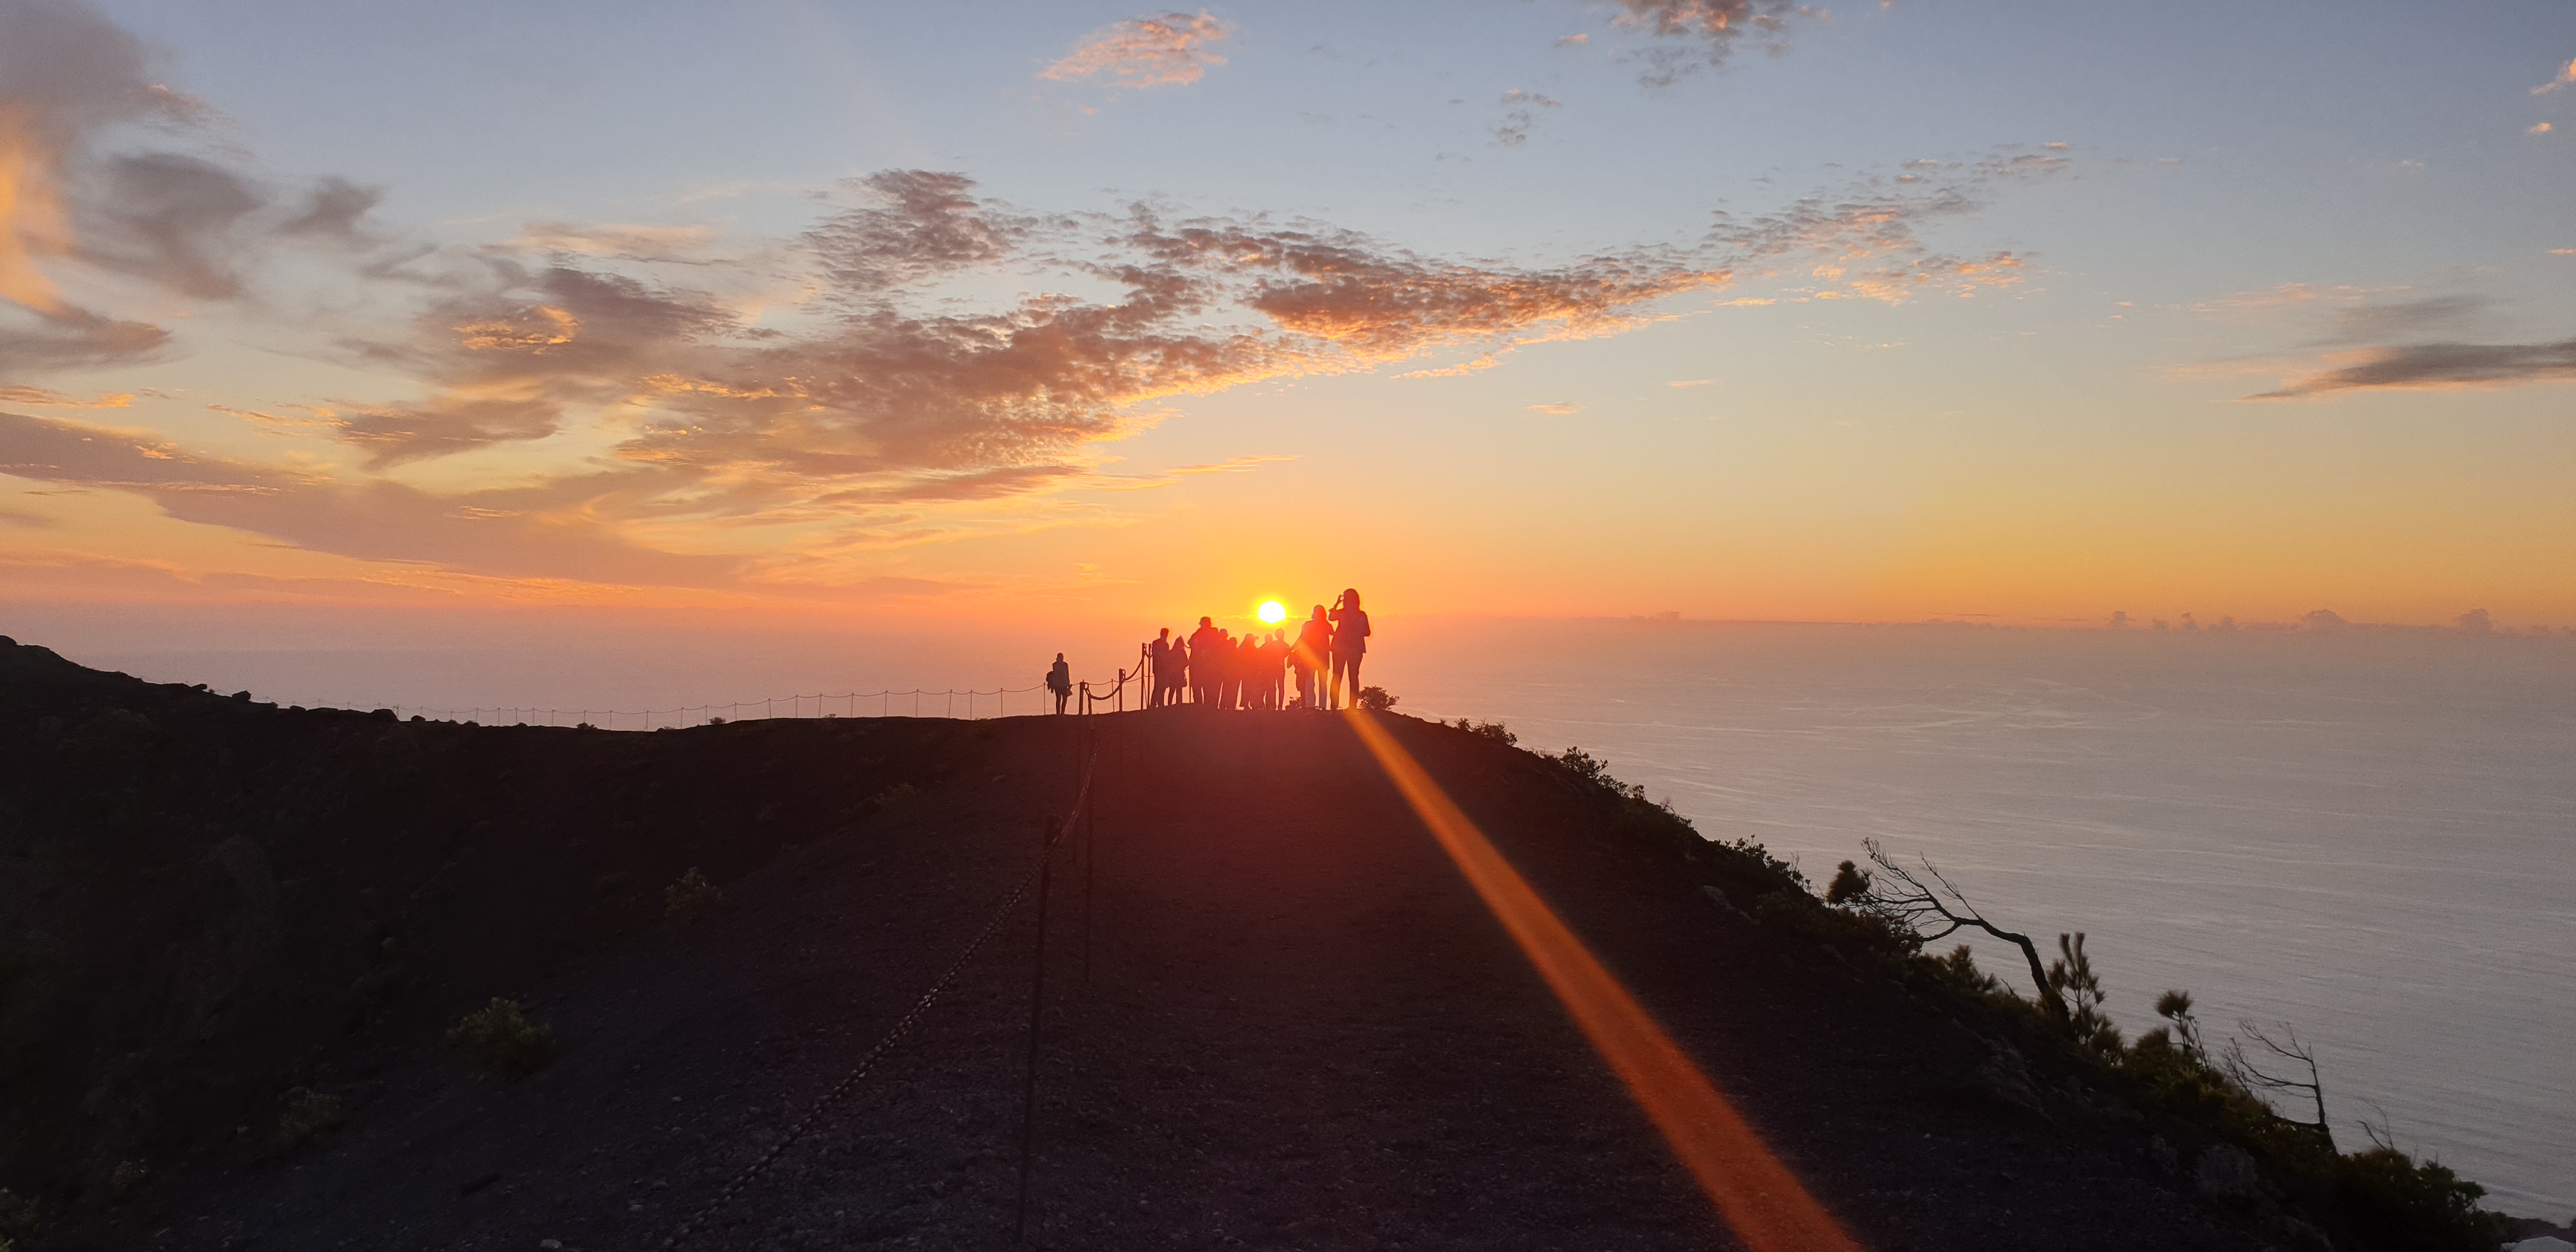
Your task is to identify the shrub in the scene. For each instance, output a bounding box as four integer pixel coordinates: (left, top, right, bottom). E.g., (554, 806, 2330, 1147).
(2046, 933, 2123, 1057)
(1825, 860, 1873, 905)
(447, 998, 556, 1078)
(273, 1090, 347, 1151)
(1450, 717, 1517, 746)
(1356, 685, 1399, 712)
(0, 1188, 34, 1248)
(664, 867, 724, 922)
(105, 1160, 149, 1200)
(2332, 1148, 2506, 1252)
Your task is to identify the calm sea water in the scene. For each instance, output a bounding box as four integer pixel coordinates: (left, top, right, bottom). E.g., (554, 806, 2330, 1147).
(25, 607, 2573, 1216)
(1380, 620, 2576, 1218)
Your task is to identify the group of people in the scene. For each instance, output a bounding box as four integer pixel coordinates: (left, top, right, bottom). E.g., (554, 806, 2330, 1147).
(1147, 588, 1372, 712)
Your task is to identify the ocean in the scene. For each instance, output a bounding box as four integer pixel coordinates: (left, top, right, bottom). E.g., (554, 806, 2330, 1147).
(1378, 618, 2576, 1218)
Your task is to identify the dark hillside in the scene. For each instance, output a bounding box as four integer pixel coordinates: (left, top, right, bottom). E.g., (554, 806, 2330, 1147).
(0, 635, 1078, 1248)
(0, 636, 2431, 1251)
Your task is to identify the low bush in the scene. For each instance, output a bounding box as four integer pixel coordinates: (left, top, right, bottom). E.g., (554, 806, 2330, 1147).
(447, 998, 556, 1079)
(1356, 686, 1399, 712)
(105, 1160, 149, 1200)
(1450, 717, 1517, 747)
(2329, 1149, 2507, 1252)
(0, 1187, 34, 1251)
(273, 1090, 347, 1152)
(663, 867, 724, 922)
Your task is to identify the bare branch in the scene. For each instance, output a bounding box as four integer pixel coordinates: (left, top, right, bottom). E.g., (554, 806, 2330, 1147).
(1860, 838, 2062, 1018)
(2225, 1021, 2335, 1149)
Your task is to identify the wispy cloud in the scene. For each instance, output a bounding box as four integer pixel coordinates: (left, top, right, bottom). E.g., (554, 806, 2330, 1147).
(0, 382, 129, 406)
(2244, 339, 2576, 399)
(515, 220, 720, 263)
(2532, 56, 2576, 95)
(1041, 11, 1230, 89)
(1596, 0, 1821, 86)
(1491, 89, 1562, 148)
(1528, 402, 1582, 415)
(1704, 151, 2059, 303)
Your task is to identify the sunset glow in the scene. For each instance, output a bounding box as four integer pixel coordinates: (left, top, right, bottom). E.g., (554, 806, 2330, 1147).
(0, 1, 2570, 644)
(1256, 600, 1287, 625)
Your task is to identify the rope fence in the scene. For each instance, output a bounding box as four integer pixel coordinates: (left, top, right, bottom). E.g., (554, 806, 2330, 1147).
(384, 655, 1171, 729)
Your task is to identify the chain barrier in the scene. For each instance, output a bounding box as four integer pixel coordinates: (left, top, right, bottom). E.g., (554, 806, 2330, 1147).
(657, 728, 1100, 1251)
(371, 682, 1164, 729)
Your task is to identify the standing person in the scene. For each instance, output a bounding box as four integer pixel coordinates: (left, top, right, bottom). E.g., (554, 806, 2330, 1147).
(1188, 616, 1222, 705)
(1329, 588, 1370, 710)
(1293, 605, 1332, 710)
(1264, 630, 1290, 710)
(1218, 630, 1241, 710)
(1151, 628, 1179, 708)
(1046, 653, 1072, 715)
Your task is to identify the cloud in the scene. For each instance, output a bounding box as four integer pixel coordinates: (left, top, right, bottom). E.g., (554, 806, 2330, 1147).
(1040, 11, 1230, 89)
(1555, 33, 1590, 47)
(0, 408, 746, 586)
(514, 220, 716, 263)
(0, 381, 127, 406)
(1492, 89, 1561, 148)
(1527, 402, 1581, 415)
(2533, 56, 2576, 95)
(1704, 155, 2056, 303)
(2532, 122, 2555, 135)
(74, 150, 268, 298)
(1598, 0, 1819, 86)
(1669, 378, 1715, 387)
(804, 170, 1032, 295)
(0, 303, 167, 370)
(0, 0, 385, 379)
(2245, 338, 2576, 399)
(2327, 294, 2492, 342)
(1126, 215, 1727, 356)
(0, 0, 204, 319)
(275, 176, 384, 243)
(334, 262, 739, 466)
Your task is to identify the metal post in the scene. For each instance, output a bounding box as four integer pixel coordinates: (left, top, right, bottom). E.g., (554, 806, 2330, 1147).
(1013, 818, 1055, 1242)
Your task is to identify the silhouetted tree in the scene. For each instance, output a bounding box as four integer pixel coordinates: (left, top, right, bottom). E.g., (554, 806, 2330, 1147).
(2227, 1021, 2336, 1149)
(1859, 838, 2063, 1019)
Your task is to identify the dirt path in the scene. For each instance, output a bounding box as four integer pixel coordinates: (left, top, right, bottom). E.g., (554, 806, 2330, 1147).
(169, 710, 2260, 1251)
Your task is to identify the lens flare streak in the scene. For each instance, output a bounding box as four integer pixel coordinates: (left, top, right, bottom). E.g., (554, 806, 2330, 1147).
(1343, 710, 1866, 1252)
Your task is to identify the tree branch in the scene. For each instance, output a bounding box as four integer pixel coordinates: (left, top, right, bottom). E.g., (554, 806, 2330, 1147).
(1862, 838, 2063, 1018)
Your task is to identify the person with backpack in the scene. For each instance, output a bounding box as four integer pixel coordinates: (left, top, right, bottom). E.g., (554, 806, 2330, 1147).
(1045, 653, 1071, 714)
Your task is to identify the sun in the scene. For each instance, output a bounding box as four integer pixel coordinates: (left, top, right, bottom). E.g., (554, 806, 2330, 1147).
(1256, 600, 1287, 625)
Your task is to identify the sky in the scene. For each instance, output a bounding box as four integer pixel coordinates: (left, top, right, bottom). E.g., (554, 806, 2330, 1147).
(3, 0, 2573, 655)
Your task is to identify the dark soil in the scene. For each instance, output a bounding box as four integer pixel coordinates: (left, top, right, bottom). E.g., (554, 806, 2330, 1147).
(1, 636, 2289, 1250)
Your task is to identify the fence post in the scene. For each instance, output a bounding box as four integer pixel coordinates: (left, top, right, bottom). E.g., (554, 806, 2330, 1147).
(1014, 816, 1056, 1242)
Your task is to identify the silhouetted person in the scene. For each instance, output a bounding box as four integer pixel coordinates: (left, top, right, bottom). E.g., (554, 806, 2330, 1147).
(1330, 588, 1370, 710)
(1188, 616, 1222, 705)
(1150, 627, 1181, 708)
(1293, 605, 1331, 709)
(1046, 653, 1071, 715)
(1264, 630, 1289, 710)
(1218, 630, 1241, 710)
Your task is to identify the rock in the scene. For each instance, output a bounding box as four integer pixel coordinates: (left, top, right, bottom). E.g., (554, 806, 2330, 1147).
(1977, 1046, 2046, 1117)
(1699, 885, 1752, 923)
(2195, 1143, 2259, 1200)
(2510, 1239, 2575, 1252)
